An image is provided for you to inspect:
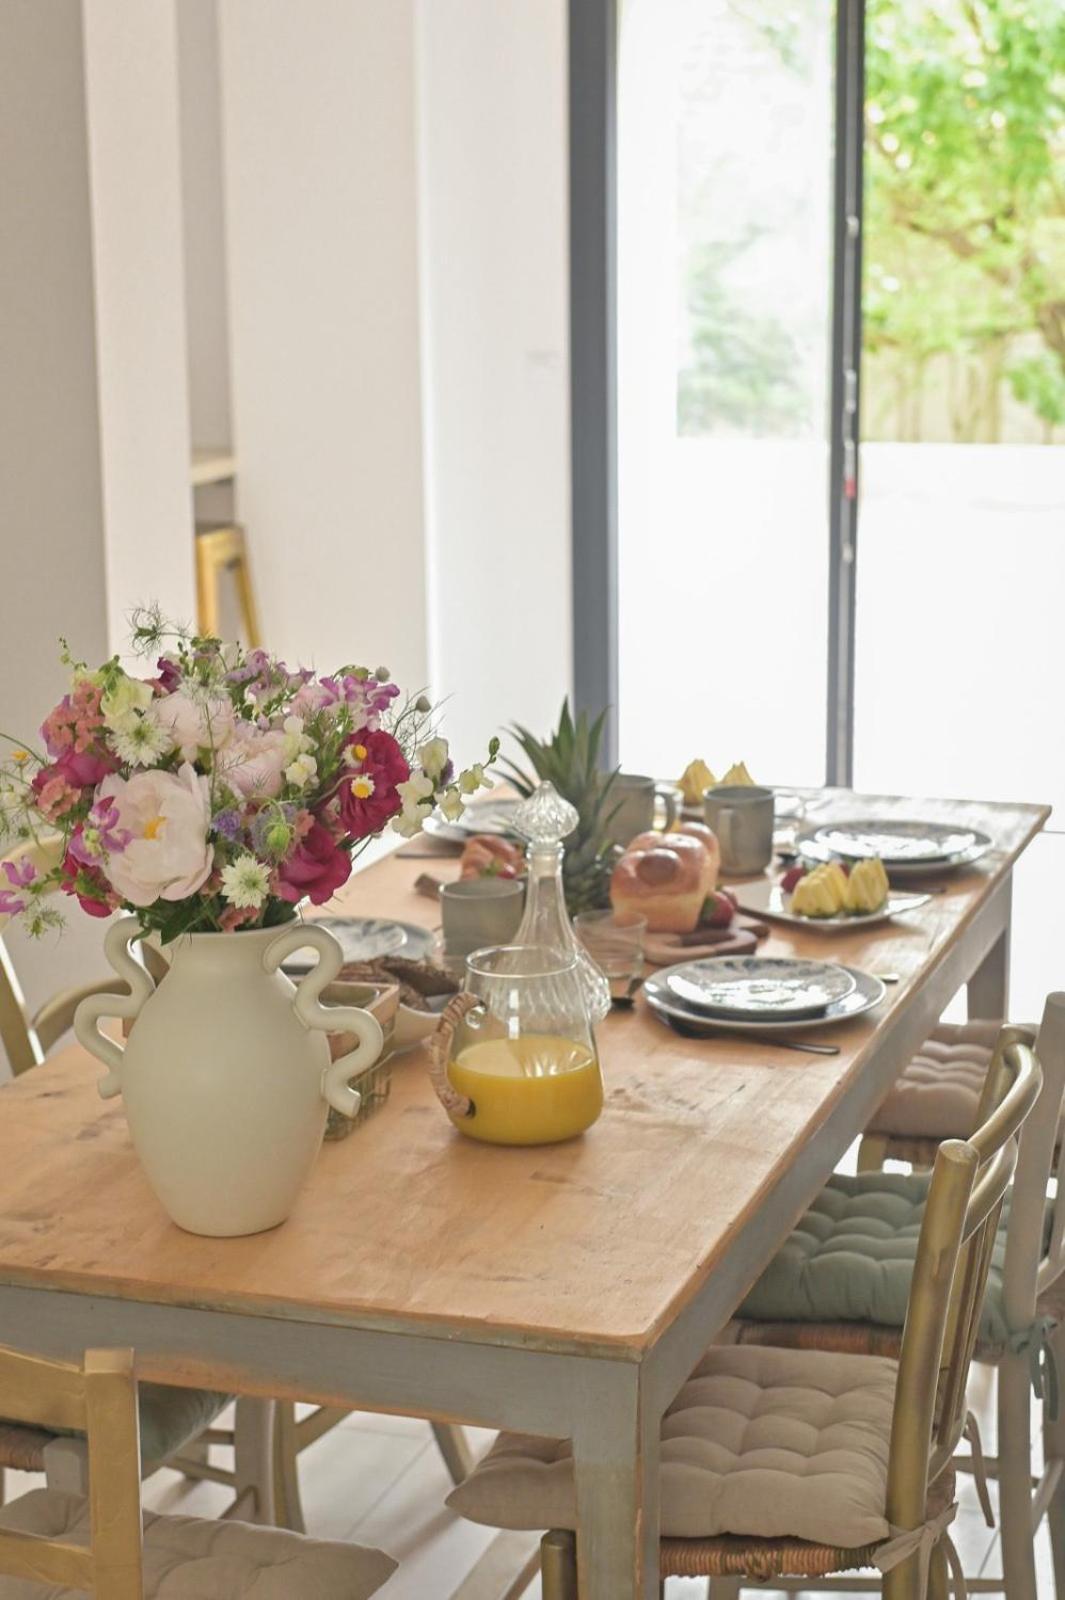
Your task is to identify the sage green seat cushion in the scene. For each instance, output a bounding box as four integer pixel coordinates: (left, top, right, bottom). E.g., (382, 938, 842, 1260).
(739, 1171, 1015, 1347)
(6, 1385, 230, 1468)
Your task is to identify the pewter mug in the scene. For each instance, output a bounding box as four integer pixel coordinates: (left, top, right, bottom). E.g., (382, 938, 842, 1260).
(703, 785, 774, 875)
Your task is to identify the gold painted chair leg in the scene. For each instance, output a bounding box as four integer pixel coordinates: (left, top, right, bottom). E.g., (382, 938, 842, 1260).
(856, 1133, 890, 1173)
(540, 1530, 578, 1600)
(998, 1349, 1039, 1600)
(271, 1401, 305, 1533)
(432, 1422, 475, 1485)
(883, 1551, 924, 1599)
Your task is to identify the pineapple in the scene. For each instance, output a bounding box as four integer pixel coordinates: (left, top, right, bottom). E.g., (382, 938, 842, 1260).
(504, 701, 621, 914)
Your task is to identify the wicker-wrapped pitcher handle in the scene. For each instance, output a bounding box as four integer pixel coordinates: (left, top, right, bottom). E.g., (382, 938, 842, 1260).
(428, 992, 482, 1119)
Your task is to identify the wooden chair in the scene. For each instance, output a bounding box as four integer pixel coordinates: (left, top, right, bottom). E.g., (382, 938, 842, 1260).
(730, 997, 1065, 1600)
(0, 1345, 396, 1598)
(448, 1033, 1041, 1597)
(857, 1018, 1007, 1173)
(195, 523, 261, 647)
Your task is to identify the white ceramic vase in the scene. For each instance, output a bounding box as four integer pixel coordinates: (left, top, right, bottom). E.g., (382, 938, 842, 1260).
(74, 917, 383, 1237)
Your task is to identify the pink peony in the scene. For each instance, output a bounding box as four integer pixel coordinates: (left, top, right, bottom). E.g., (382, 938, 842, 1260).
(221, 726, 288, 800)
(96, 763, 214, 907)
(275, 821, 352, 906)
(335, 729, 409, 839)
(150, 689, 235, 762)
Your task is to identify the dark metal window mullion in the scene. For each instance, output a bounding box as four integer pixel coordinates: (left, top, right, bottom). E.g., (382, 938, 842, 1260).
(569, 0, 620, 769)
(826, 0, 866, 787)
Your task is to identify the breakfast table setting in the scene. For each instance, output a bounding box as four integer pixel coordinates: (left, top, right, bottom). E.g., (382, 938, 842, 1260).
(0, 620, 1050, 1600)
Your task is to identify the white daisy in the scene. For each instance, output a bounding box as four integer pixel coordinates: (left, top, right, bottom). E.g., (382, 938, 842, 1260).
(220, 854, 271, 909)
(110, 713, 172, 768)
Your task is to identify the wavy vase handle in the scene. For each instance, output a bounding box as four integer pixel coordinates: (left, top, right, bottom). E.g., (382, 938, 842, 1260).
(74, 916, 157, 1100)
(263, 924, 383, 1121)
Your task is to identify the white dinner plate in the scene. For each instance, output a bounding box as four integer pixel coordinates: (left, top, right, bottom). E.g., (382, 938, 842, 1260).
(730, 875, 931, 932)
(645, 965, 886, 1036)
(803, 818, 991, 866)
(281, 916, 435, 974)
(797, 833, 990, 879)
(662, 956, 856, 1021)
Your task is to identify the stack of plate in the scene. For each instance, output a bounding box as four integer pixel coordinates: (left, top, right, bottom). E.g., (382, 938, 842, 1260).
(643, 956, 886, 1038)
(796, 819, 991, 877)
(423, 797, 523, 845)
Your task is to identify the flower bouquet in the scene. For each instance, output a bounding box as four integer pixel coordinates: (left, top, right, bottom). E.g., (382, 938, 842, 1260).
(0, 612, 497, 1236)
(0, 610, 496, 940)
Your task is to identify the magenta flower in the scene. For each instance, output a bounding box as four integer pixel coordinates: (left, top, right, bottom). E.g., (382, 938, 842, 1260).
(274, 821, 352, 906)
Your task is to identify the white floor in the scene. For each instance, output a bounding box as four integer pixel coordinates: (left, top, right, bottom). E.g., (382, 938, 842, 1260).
(1, 1370, 1055, 1596)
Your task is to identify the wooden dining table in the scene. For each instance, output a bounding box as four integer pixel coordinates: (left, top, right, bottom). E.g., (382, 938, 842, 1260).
(0, 790, 1047, 1599)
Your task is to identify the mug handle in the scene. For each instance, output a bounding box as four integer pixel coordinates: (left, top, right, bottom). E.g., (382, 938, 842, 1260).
(655, 784, 679, 832)
(263, 924, 384, 1120)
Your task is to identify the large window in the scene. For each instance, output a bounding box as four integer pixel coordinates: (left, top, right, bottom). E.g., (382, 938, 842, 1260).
(616, 0, 836, 787)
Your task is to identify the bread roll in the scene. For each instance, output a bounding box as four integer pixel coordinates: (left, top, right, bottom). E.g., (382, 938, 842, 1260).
(610, 831, 714, 933)
(669, 820, 720, 889)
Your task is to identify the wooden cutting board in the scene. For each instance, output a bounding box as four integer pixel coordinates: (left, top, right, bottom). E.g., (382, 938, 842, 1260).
(643, 912, 769, 967)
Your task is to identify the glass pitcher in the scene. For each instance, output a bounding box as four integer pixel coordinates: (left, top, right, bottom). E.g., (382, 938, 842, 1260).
(431, 945, 603, 1146)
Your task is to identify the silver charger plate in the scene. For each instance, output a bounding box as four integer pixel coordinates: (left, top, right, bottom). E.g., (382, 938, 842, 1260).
(281, 916, 435, 975)
(731, 875, 931, 932)
(645, 965, 886, 1035)
(804, 818, 990, 865)
(422, 797, 524, 844)
(662, 956, 856, 1021)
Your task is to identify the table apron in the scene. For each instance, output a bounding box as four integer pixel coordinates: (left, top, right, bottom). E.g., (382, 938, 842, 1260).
(0, 1283, 635, 1441)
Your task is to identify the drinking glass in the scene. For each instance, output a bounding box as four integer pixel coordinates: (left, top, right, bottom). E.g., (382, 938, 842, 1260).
(574, 909, 646, 1002)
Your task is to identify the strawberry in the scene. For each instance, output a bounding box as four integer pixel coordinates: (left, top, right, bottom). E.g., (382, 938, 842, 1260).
(780, 864, 807, 893)
(702, 889, 737, 929)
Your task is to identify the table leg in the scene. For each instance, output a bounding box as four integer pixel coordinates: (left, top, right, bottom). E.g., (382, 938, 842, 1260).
(967, 878, 1012, 1020)
(572, 1369, 660, 1600)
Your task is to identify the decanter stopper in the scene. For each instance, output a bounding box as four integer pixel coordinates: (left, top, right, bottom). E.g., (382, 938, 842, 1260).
(512, 781, 578, 846)
(511, 782, 611, 1024)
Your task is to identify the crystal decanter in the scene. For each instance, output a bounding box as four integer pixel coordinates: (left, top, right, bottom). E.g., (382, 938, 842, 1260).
(511, 782, 611, 1023)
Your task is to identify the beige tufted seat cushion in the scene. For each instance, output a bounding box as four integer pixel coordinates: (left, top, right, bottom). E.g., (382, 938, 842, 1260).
(0, 1489, 396, 1598)
(866, 1021, 1000, 1139)
(448, 1345, 899, 1549)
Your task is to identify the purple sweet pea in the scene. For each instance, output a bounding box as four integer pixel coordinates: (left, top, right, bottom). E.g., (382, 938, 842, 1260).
(155, 655, 182, 693)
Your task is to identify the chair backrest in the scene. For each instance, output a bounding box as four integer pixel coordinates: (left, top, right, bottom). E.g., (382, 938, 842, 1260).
(1000, 993, 1065, 1323)
(886, 1031, 1041, 1536)
(0, 1344, 143, 1596)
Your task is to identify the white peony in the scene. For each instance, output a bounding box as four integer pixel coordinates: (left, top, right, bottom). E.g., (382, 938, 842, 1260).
(97, 764, 213, 907)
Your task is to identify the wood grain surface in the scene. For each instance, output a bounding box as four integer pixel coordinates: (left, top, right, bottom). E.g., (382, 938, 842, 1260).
(0, 791, 1046, 1356)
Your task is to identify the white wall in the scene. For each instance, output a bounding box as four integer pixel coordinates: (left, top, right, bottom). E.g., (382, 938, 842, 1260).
(219, 0, 428, 692)
(0, 0, 196, 1035)
(415, 0, 573, 767)
(81, 0, 196, 649)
